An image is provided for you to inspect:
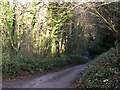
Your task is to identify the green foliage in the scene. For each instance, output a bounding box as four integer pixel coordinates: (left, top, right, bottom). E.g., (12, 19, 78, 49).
(2, 53, 21, 77)
(2, 51, 86, 79)
(78, 47, 120, 88)
(1, 1, 87, 57)
(1, 1, 88, 79)
(45, 2, 73, 56)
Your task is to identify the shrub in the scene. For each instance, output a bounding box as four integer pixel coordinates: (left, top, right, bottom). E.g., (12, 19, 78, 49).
(2, 53, 21, 78)
(2, 52, 87, 79)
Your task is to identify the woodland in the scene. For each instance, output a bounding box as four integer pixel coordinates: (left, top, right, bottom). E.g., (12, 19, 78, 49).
(1, 0, 120, 88)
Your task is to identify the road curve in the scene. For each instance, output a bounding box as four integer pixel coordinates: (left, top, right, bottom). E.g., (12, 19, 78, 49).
(3, 64, 87, 88)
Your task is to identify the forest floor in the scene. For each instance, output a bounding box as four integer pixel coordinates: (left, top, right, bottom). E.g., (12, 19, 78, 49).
(2, 64, 87, 88)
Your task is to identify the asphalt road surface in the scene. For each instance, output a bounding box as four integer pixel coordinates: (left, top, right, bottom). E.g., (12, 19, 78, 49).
(3, 64, 87, 88)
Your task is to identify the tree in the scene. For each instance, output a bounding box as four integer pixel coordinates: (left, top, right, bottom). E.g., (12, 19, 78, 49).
(87, 2, 120, 57)
(45, 2, 73, 57)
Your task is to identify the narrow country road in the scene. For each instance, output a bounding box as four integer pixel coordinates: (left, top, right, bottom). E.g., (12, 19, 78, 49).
(3, 64, 87, 88)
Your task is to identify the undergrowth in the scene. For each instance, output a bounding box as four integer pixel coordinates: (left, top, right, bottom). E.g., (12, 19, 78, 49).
(2, 51, 87, 79)
(77, 46, 120, 88)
